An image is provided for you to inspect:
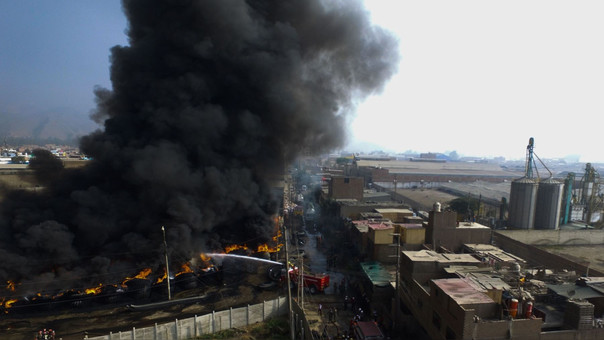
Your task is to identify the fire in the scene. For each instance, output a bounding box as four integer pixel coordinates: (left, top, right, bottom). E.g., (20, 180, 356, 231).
(272, 228, 283, 242)
(120, 268, 153, 287)
(2, 299, 17, 310)
(84, 283, 104, 295)
(156, 268, 167, 284)
(257, 243, 282, 253)
(176, 263, 193, 277)
(122, 268, 152, 286)
(133, 268, 152, 279)
(6, 281, 16, 292)
(32, 292, 52, 301)
(225, 244, 248, 253)
(200, 253, 211, 262)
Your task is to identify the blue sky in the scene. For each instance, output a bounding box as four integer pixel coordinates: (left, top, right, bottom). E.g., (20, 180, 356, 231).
(0, 1, 127, 114)
(2, 1, 604, 162)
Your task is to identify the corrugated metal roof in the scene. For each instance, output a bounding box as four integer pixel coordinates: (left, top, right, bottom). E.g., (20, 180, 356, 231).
(547, 283, 604, 299)
(360, 261, 392, 287)
(433, 278, 495, 306)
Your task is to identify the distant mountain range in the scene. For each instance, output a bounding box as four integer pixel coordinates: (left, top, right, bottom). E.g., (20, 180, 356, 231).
(0, 106, 100, 145)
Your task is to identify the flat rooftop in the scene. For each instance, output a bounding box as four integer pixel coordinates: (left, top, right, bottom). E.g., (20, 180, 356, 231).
(357, 159, 522, 178)
(374, 208, 414, 214)
(399, 223, 424, 229)
(433, 278, 496, 306)
(464, 244, 527, 264)
(353, 220, 393, 230)
(457, 221, 490, 229)
(404, 250, 482, 265)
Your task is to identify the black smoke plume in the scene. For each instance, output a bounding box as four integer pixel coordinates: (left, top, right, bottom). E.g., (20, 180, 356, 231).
(0, 0, 399, 295)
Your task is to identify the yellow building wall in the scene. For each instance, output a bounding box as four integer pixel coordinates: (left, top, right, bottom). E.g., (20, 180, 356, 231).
(402, 227, 425, 245)
(379, 211, 414, 223)
(372, 227, 394, 245)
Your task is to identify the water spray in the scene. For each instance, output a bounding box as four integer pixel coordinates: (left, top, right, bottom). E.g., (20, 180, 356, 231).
(205, 253, 283, 266)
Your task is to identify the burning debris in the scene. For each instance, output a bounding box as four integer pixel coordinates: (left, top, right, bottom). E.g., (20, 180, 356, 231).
(0, 236, 284, 314)
(0, 0, 399, 301)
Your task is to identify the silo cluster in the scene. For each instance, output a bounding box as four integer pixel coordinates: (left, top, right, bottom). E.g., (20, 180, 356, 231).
(508, 177, 564, 229)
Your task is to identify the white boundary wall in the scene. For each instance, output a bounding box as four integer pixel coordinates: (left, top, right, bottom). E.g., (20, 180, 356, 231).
(86, 296, 287, 340)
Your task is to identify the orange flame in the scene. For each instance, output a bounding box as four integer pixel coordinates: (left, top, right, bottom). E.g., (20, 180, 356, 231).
(200, 253, 211, 262)
(272, 229, 282, 242)
(257, 243, 283, 253)
(225, 244, 248, 253)
(6, 281, 16, 292)
(2, 299, 17, 310)
(31, 292, 52, 301)
(84, 283, 103, 295)
(176, 263, 193, 277)
(156, 268, 167, 284)
(122, 268, 152, 285)
(134, 268, 152, 279)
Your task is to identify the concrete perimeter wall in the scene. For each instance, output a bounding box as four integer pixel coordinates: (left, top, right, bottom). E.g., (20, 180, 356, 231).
(493, 233, 604, 277)
(86, 297, 287, 340)
(496, 229, 604, 246)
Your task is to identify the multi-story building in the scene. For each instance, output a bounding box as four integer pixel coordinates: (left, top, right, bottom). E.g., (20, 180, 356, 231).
(328, 175, 364, 201)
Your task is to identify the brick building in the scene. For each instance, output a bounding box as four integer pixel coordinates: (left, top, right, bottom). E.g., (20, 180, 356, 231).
(328, 176, 364, 201)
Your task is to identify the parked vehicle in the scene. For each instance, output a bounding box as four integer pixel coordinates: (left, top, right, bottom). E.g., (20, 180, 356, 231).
(352, 321, 385, 340)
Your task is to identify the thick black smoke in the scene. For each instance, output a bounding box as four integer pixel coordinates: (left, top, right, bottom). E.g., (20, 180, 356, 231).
(0, 0, 399, 294)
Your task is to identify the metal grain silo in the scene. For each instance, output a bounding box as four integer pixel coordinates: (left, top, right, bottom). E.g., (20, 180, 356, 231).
(534, 177, 564, 230)
(508, 177, 538, 229)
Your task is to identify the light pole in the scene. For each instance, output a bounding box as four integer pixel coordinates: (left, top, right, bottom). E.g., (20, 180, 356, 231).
(162, 226, 171, 300)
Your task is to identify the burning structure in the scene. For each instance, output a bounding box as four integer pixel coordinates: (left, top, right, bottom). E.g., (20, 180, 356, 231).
(0, 0, 399, 308)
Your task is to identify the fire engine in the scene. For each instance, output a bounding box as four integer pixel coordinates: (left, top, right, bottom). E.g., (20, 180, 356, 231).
(267, 264, 329, 294)
(288, 266, 329, 294)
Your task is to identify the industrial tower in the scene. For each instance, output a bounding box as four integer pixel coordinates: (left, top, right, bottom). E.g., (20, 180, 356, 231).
(508, 138, 563, 230)
(577, 163, 603, 225)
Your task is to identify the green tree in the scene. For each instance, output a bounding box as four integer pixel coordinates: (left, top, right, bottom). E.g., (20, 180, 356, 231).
(448, 197, 480, 220)
(10, 156, 27, 164)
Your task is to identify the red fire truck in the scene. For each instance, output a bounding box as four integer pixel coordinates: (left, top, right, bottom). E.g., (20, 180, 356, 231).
(267, 264, 329, 294)
(288, 266, 329, 294)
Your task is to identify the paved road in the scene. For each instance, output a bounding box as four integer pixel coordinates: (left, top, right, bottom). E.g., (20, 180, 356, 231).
(290, 221, 371, 339)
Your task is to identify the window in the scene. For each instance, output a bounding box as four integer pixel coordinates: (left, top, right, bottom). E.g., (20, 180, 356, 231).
(344, 177, 350, 183)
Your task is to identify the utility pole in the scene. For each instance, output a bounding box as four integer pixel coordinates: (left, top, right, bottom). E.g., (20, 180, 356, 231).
(284, 226, 294, 340)
(300, 250, 304, 308)
(161, 226, 171, 300)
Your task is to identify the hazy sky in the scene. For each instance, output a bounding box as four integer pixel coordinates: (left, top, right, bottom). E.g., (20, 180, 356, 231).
(1, 1, 603, 162)
(355, 1, 604, 162)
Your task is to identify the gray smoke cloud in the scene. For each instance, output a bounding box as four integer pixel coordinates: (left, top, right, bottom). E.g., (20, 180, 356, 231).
(0, 0, 399, 295)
